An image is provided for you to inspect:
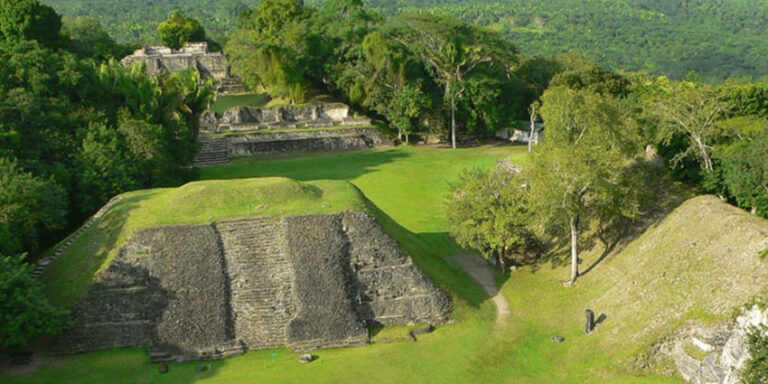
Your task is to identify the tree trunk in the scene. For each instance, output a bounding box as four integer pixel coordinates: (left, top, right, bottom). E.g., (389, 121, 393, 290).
(694, 135, 713, 172)
(752, 206, 758, 215)
(497, 253, 507, 273)
(570, 216, 579, 284)
(528, 107, 536, 152)
(405, 133, 409, 144)
(451, 100, 457, 149)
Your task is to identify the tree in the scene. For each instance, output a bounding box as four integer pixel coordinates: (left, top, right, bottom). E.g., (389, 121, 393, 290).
(62, 16, 129, 60)
(390, 14, 517, 148)
(225, 0, 312, 103)
(0, 253, 69, 347)
(531, 86, 643, 283)
(654, 82, 727, 173)
(157, 10, 206, 50)
(0, 0, 63, 48)
(716, 133, 768, 216)
(0, 157, 67, 254)
(360, 30, 430, 142)
(527, 100, 539, 152)
(447, 167, 539, 272)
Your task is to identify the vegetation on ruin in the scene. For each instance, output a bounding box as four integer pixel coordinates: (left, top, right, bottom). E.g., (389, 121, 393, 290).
(40, 177, 365, 308)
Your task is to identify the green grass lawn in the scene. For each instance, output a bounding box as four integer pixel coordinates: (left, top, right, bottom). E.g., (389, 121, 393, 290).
(210, 93, 271, 114)
(5, 145, 687, 383)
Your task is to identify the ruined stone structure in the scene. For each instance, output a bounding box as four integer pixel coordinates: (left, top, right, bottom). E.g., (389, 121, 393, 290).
(193, 128, 389, 166)
(663, 306, 768, 384)
(120, 42, 245, 94)
(198, 104, 371, 134)
(53, 212, 450, 362)
(193, 103, 387, 166)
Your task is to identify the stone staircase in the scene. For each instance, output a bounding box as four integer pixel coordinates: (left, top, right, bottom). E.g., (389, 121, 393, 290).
(217, 217, 295, 349)
(193, 136, 229, 167)
(31, 196, 123, 279)
(149, 341, 246, 363)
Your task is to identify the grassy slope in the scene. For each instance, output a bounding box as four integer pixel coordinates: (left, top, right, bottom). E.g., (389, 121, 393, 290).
(40, 178, 364, 308)
(10, 146, 768, 383)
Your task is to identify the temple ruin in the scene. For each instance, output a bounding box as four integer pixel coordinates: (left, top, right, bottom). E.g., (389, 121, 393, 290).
(120, 42, 245, 94)
(53, 212, 450, 362)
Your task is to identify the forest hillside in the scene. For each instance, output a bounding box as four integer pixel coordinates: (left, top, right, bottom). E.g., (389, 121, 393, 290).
(43, 0, 768, 79)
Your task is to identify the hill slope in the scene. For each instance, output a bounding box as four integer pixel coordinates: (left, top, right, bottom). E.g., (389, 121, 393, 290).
(487, 195, 768, 382)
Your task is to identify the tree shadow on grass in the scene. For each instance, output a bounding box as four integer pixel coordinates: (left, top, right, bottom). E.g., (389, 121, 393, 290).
(201, 148, 411, 182)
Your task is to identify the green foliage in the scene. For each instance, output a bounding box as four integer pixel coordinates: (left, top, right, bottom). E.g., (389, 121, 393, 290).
(653, 82, 727, 173)
(0, 12, 214, 255)
(226, 0, 312, 103)
(715, 133, 768, 217)
(548, 56, 630, 97)
(743, 326, 768, 384)
(0, 158, 67, 254)
(0, 0, 63, 48)
(62, 16, 131, 60)
(0, 253, 69, 347)
(446, 167, 539, 269)
(531, 86, 645, 282)
(367, 0, 768, 80)
(157, 10, 205, 50)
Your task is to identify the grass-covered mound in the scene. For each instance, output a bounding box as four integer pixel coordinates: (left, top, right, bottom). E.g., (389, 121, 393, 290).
(41, 178, 366, 308)
(474, 195, 768, 383)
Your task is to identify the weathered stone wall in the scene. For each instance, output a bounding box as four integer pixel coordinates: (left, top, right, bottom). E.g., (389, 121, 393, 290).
(199, 104, 372, 134)
(342, 212, 451, 325)
(194, 128, 391, 166)
(52, 225, 242, 362)
(127, 226, 236, 362)
(226, 128, 389, 158)
(285, 215, 369, 350)
(55, 212, 449, 361)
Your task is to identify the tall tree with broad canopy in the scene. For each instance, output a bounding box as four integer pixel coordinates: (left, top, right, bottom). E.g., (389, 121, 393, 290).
(0, 0, 63, 48)
(654, 82, 727, 173)
(387, 14, 518, 148)
(531, 86, 644, 283)
(447, 166, 539, 272)
(157, 10, 206, 50)
(226, 0, 312, 103)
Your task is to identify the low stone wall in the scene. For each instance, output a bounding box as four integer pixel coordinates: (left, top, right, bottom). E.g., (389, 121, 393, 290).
(54, 212, 449, 361)
(226, 128, 390, 157)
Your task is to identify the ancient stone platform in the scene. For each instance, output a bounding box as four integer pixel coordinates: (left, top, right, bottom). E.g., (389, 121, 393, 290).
(53, 212, 450, 362)
(192, 103, 389, 166)
(198, 104, 371, 134)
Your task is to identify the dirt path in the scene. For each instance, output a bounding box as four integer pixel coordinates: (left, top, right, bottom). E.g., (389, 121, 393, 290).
(454, 254, 510, 322)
